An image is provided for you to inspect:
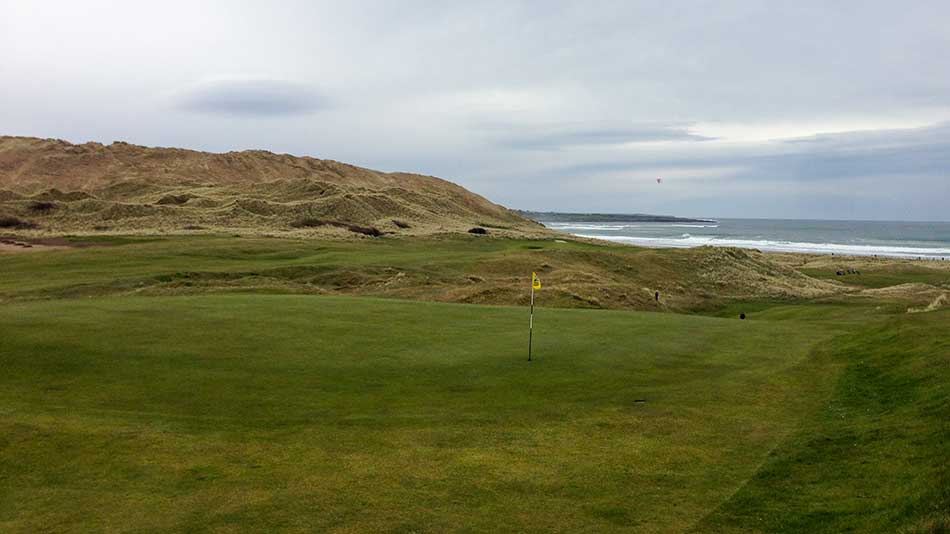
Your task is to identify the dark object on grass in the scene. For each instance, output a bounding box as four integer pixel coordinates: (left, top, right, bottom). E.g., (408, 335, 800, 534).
(836, 270, 844, 276)
(739, 313, 746, 320)
(291, 217, 333, 228)
(291, 218, 382, 237)
(655, 291, 659, 302)
(156, 194, 193, 205)
(347, 224, 382, 237)
(468, 227, 488, 235)
(182, 224, 206, 230)
(28, 201, 57, 213)
(392, 219, 411, 229)
(633, 399, 647, 403)
(0, 216, 38, 229)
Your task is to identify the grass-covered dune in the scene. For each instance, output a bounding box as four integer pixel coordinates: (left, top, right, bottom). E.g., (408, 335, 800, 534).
(0, 236, 947, 532)
(0, 234, 839, 311)
(0, 135, 537, 236)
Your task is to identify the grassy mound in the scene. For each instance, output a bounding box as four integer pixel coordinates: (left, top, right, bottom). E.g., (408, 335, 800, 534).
(0, 235, 841, 310)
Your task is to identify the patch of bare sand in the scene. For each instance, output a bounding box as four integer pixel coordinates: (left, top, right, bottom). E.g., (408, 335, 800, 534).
(0, 236, 102, 253)
(908, 292, 949, 313)
(851, 283, 949, 312)
(0, 241, 65, 253)
(860, 283, 942, 297)
(771, 251, 950, 272)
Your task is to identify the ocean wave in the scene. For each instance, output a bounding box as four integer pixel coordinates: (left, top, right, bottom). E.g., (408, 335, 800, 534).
(544, 223, 643, 231)
(574, 234, 950, 259)
(544, 222, 719, 231)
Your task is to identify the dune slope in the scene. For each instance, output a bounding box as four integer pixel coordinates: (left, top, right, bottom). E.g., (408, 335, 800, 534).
(0, 136, 537, 236)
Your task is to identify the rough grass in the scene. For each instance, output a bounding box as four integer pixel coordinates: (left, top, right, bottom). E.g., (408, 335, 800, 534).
(802, 265, 950, 289)
(0, 235, 839, 310)
(27, 200, 56, 213)
(290, 217, 383, 237)
(0, 215, 37, 229)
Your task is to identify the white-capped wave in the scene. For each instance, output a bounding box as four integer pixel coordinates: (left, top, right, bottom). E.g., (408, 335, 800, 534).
(544, 222, 718, 231)
(544, 223, 643, 231)
(574, 234, 950, 259)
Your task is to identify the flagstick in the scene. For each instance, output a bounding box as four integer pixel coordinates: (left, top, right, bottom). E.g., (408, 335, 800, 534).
(528, 283, 534, 362)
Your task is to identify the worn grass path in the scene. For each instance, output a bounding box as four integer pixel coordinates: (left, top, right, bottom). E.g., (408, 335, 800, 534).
(1, 294, 841, 532)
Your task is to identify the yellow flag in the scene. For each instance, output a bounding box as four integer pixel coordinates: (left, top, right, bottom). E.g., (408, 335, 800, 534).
(532, 272, 541, 290)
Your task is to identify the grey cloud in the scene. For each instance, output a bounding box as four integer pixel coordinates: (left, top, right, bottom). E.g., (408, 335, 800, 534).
(3, 1, 949, 219)
(177, 80, 325, 117)
(743, 143, 950, 182)
(757, 123, 950, 180)
(545, 122, 950, 183)
(496, 124, 715, 151)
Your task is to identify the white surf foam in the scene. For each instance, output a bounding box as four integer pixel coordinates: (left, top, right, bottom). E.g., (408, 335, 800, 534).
(545, 222, 719, 231)
(574, 234, 950, 259)
(545, 223, 644, 231)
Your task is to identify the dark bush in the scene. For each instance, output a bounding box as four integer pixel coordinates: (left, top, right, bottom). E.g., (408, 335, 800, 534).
(346, 224, 383, 237)
(291, 218, 334, 228)
(156, 194, 192, 205)
(28, 201, 57, 213)
(477, 221, 512, 230)
(0, 216, 37, 229)
(392, 219, 411, 229)
(468, 227, 488, 235)
(291, 218, 382, 237)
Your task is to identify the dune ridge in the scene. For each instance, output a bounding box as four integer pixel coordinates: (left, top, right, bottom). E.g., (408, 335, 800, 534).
(0, 135, 538, 236)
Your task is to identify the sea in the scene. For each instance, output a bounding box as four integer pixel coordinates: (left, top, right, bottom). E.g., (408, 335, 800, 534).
(540, 217, 950, 260)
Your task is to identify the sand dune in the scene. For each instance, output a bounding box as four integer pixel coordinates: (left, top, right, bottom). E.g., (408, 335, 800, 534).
(0, 136, 540, 236)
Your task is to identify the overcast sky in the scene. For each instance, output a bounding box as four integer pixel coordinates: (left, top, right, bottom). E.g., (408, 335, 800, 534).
(2, 1, 949, 220)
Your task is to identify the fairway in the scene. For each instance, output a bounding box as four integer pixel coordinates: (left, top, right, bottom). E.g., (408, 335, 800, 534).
(1, 294, 840, 532)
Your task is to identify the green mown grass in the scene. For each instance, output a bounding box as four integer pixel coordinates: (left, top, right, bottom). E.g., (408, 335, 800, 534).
(1, 294, 840, 532)
(695, 309, 950, 533)
(1, 237, 947, 532)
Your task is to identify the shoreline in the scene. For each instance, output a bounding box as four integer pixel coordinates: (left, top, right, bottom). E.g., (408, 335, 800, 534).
(573, 233, 950, 260)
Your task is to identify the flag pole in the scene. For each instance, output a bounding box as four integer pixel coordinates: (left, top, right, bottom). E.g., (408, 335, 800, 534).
(528, 282, 534, 362)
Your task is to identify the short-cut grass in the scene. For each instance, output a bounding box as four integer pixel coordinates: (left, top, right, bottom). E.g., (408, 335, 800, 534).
(1, 294, 840, 532)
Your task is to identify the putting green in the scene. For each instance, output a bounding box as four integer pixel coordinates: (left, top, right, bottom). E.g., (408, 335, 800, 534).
(1, 294, 840, 532)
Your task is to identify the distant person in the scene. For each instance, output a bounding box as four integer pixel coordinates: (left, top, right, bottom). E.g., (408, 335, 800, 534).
(655, 291, 660, 302)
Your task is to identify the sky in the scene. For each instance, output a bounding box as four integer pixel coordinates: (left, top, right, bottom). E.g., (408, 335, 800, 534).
(2, 1, 949, 221)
